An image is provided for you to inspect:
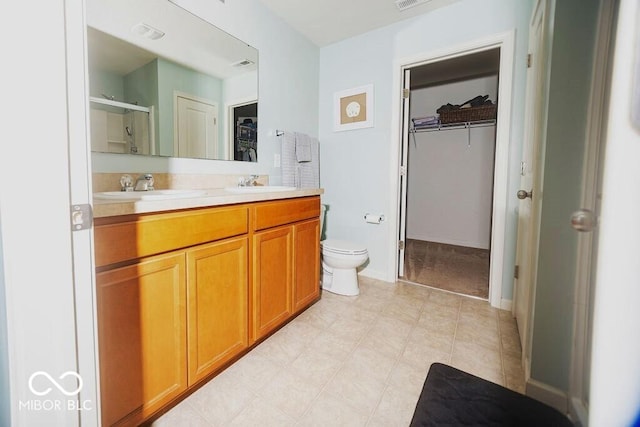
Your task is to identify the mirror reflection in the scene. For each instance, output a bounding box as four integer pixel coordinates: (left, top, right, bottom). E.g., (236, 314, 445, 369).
(86, 0, 258, 161)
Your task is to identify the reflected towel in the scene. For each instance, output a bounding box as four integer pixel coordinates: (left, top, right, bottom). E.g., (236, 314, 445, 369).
(295, 132, 312, 162)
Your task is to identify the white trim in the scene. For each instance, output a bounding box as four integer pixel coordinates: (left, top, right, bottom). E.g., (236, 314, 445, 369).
(388, 30, 516, 308)
(500, 298, 513, 311)
(525, 378, 568, 414)
(66, 0, 101, 424)
(358, 269, 389, 282)
(568, 2, 615, 426)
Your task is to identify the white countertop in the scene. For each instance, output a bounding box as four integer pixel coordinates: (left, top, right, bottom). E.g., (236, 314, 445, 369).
(93, 187, 324, 218)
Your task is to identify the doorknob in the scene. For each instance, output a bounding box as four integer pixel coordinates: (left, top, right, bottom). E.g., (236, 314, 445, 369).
(517, 190, 533, 200)
(571, 209, 597, 232)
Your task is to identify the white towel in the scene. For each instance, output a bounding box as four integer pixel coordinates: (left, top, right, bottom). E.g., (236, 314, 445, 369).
(281, 131, 297, 187)
(281, 131, 320, 188)
(295, 132, 312, 162)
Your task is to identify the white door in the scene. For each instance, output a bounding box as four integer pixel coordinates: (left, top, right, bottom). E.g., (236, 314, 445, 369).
(567, 1, 615, 423)
(176, 95, 218, 159)
(513, 0, 548, 368)
(398, 69, 411, 276)
(589, 0, 640, 424)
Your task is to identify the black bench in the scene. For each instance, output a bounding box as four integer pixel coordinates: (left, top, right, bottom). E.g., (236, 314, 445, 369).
(410, 363, 574, 426)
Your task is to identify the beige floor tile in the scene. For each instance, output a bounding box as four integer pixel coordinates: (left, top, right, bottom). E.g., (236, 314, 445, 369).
(298, 391, 370, 427)
(252, 327, 308, 365)
(323, 366, 387, 415)
(256, 369, 325, 419)
(500, 331, 523, 358)
(427, 290, 463, 308)
(380, 300, 423, 324)
(150, 399, 211, 427)
(229, 397, 296, 427)
(350, 292, 390, 313)
(290, 345, 344, 386)
(455, 321, 500, 351)
(222, 350, 283, 392)
(407, 324, 455, 355)
(153, 278, 525, 426)
(386, 361, 429, 397)
(401, 340, 451, 369)
(186, 371, 257, 425)
(343, 345, 398, 384)
(371, 384, 420, 427)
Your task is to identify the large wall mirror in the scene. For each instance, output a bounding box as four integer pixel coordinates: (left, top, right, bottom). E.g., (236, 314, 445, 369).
(86, 0, 258, 161)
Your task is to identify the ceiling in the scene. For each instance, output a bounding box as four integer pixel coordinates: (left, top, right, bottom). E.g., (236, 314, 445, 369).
(257, 0, 462, 47)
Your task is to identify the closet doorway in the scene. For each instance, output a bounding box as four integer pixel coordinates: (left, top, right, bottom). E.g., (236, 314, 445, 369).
(399, 48, 500, 300)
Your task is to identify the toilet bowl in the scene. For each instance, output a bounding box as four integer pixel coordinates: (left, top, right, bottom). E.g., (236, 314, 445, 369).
(321, 239, 368, 296)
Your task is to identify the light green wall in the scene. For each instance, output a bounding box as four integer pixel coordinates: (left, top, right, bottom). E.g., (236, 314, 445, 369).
(89, 68, 124, 100)
(156, 58, 224, 157)
(124, 60, 159, 153)
(530, 0, 600, 392)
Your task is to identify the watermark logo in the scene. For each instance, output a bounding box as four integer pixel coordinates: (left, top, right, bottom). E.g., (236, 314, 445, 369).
(19, 371, 92, 412)
(28, 371, 83, 397)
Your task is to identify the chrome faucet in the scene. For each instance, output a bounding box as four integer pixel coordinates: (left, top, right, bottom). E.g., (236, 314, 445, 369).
(134, 173, 155, 191)
(238, 175, 260, 187)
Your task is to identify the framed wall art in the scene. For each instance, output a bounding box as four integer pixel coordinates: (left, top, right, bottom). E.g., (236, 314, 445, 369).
(333, 84, 374, 131)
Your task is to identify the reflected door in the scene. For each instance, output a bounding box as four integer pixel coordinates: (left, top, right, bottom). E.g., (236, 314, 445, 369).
(176, 95, 218, 159)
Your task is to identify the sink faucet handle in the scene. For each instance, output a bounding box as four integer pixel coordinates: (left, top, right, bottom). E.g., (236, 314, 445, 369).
(120, 174, 133, 191)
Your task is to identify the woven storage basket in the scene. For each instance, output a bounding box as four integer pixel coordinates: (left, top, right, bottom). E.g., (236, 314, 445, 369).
(439, 105, 497, 124)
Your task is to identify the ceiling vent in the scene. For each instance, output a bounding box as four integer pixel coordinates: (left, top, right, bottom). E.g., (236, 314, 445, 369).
(131, 23, 165, 40)
(231, 59, 255, 68)
(395, 0, 431, 11)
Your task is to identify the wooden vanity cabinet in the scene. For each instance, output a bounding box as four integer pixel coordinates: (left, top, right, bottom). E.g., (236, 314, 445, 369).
(94, 206, 249, 426)
(251, 197, 321, 341)
(96, 252, 187, 427)
(186, 237, 248, 385)
(94, 196, 320, 425)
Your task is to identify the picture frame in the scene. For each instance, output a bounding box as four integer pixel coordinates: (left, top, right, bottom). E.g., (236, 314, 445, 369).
(333, 84, 374, 132)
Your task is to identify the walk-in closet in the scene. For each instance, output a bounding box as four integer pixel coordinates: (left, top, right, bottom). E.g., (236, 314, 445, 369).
(400, 48, 500, 299)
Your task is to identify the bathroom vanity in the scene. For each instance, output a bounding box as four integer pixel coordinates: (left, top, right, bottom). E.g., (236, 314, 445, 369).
(93, 189, 321, 426)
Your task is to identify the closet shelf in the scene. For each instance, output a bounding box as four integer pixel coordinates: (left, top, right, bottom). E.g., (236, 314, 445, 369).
(410, 119, 496, 133)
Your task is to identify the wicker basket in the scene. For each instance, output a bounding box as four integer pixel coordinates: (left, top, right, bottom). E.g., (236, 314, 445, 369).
(439, 105, 497, 124)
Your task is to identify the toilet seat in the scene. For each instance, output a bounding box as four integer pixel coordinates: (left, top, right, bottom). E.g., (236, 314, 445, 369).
(321, 239, 368, 256)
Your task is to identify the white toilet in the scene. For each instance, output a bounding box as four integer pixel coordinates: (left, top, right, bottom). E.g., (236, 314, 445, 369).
(320, 205, 368, 296)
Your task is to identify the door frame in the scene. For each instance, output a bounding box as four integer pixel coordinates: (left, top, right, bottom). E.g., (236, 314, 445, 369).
(389, 30, 516, 308)
(568, 0, 617, 423)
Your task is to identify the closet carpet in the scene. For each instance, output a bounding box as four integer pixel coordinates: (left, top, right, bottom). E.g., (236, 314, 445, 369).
(402, 239, 490, 299)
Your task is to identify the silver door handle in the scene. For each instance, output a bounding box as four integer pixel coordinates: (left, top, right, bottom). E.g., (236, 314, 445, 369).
(517, 190, 533, 200)
(571, 209, 597, 232)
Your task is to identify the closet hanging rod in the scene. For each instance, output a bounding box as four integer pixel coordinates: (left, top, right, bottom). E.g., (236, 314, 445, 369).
(410, 119, 496, 134)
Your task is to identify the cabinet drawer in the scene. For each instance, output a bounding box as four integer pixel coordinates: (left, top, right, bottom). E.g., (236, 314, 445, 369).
(252, 196, 320, 231)
(95, 206, 248, 267)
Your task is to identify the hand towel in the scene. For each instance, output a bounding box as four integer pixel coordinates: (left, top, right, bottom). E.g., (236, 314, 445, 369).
(295, 132, 313, 162)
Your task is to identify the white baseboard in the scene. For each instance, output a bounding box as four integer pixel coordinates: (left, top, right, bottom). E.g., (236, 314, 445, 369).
(358, 269, 390, 282)
(525, 378, 568, 414)
(500, 298, 513, 311)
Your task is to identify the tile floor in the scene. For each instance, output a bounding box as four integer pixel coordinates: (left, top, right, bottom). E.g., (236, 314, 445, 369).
(153, 277, 524, 427)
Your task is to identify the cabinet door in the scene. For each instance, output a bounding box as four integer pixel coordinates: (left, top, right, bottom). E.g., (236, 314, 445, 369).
(96, 253, 187, 426)
(187, 237, 248, 385)
(252, 226, 293, 340)
(293, 219, 321, 313)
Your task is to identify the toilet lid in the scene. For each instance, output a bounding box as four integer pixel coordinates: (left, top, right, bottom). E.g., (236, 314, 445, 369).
(321, 239, 368, 255)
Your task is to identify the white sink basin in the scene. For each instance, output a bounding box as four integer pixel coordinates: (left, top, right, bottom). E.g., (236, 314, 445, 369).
(224, 186, 297, 194)
(94, 189, 206, 201)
